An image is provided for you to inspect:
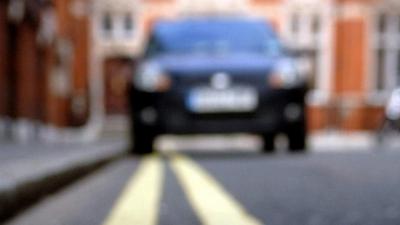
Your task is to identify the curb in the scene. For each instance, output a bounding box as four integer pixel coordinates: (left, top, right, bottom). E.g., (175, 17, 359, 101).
(0, 142, 128, 222)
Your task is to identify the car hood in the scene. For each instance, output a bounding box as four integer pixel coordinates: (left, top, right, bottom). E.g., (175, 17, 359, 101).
(148, 53, 285, 75)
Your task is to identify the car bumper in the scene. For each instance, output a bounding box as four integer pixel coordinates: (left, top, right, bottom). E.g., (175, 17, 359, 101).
(129, 84, 307, 135)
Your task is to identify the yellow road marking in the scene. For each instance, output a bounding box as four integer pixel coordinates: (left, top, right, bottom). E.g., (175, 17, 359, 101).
(103, 155, 164, 225)
(170, 154, 263, 225)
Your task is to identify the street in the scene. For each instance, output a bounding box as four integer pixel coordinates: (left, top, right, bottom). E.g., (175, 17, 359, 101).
(6, 148, 400, 225)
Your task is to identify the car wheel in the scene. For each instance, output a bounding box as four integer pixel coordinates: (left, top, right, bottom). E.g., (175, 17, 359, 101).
(287, 122, 307, 153)
(262, 133, 275, 153)
(131, 120, 155, 155)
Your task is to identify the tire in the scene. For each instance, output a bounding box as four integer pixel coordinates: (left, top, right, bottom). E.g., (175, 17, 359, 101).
(287, 122, 307, 153)
(262, 133, 275, 153)
(131, 119, 155, 155)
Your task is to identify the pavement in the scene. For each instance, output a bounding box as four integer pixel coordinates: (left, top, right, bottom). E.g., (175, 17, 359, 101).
(157, 130, 400, 153)
(310, 131, 400, 152)
(310, 131, 378, 151)
(0, 137, 128, 221)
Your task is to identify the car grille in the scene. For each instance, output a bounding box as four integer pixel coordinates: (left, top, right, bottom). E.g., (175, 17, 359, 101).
(171, 72, 268, 89)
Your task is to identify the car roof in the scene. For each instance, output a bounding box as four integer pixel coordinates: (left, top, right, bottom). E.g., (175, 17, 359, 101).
(153, 17, 274, 33)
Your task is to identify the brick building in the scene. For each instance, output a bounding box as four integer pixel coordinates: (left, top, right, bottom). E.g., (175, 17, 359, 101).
(0, 0, 91, 142)
(1, 0, 399, 142)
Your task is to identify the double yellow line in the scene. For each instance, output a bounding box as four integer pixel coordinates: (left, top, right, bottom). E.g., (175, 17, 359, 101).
(103, 155, 163, 225)
(103, 154, 262, 225)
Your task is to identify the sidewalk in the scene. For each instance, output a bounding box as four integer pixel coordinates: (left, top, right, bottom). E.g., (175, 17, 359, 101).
(0, 137, 128, 221)
(310, 131, 400, 152)
(156, 131, 400, 153)
(309, 131, 376, 152)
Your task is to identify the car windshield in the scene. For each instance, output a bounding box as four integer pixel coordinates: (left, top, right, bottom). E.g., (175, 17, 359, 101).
(147, 18, 282, 56)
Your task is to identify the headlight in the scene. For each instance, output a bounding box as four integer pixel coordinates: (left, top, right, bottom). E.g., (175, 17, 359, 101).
(134, 63, 171, 92)
(268, 60, 302, 89)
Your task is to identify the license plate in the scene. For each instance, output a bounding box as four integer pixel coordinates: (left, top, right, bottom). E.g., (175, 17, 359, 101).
(187, 87, 258, 113)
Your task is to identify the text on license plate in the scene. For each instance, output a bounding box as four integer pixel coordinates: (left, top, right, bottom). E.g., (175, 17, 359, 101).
(187, 87, 258, 113)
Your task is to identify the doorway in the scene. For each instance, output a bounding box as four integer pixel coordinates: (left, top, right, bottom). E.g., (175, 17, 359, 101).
(103, 57, 135, 115)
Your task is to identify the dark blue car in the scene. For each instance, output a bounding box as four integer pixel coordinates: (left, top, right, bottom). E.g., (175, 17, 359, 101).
(129, 17, 308, 154)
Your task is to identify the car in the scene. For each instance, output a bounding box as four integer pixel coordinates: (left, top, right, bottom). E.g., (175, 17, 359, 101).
(128, 17, 308, 154)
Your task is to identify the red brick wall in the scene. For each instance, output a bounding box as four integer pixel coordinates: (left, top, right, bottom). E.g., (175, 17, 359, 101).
(14, 21, 40, 120)
(69, 4, 90, 126)
(363, 106, 384, 130)
(307, 106, 329, 131)
(39, 45, 54, 124)
(0, 1, 7, 117)
(45, 0, 91, 127)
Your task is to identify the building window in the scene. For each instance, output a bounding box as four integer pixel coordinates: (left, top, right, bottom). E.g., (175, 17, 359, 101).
(376, 49, 385, 91)
(291, 13, 300, 36)
(398, 16, 400, 32)
(373, 13, 400, 93)
(123, 13, 134, 38)
(397, 50, 400, 86)
(312, 14, 320, 34)
(378, 14, 387, 33)
(102, 13, 113, 37)
(287, 12, 324, 91)
(124, 13, 133, 31)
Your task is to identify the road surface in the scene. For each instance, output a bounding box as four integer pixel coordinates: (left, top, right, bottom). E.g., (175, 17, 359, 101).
(7, 149, 400, 225)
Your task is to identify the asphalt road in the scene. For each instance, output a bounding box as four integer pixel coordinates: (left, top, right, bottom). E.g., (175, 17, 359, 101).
(6, 149, 400, 225)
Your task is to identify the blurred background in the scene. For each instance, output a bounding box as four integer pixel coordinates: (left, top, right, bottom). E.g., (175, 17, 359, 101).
(1, 0, 397, 143)
(3, 1, 400, 224)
